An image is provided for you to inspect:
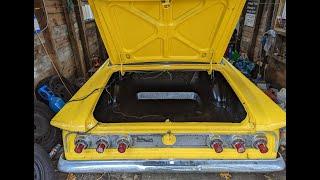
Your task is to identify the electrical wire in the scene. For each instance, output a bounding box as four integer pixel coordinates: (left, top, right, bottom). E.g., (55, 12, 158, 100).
(104, 88, 114, 102)
(65, 87, 104, 103)
(166, 71, 173, 80)
(111, 108, 165, 119)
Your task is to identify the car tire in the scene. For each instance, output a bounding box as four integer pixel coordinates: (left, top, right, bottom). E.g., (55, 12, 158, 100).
(34, 143, 55, 180)
(34, 100, 54, 119)
(34, 103, 61, 152)
(34, 115, 61, 152)
(34, 111, 50, 141)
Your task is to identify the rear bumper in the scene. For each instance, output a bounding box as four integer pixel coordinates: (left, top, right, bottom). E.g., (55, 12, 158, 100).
(58, 155, 285, 173)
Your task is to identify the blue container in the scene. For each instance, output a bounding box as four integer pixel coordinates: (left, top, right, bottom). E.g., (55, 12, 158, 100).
(37, 85, 65, 113)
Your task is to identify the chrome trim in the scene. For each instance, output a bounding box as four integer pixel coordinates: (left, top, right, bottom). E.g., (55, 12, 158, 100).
(74, 134, 262, 148)
(58, 155, 285, 173)
(136, 92, 201, 102)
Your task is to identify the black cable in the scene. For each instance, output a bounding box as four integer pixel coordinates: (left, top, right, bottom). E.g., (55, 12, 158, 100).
(65, 71, 168, 104)
(65, 87, 104, 104)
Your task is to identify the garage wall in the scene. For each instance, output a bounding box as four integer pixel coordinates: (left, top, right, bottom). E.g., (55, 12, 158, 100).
(239, 0, 286, 88)
(34, 0, 101, 88)
(34, 0, 77, 87)
(252, 0, 274, 61)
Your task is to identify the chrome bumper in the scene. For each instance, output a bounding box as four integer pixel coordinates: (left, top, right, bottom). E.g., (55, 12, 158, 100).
(58, 155, 285, 173)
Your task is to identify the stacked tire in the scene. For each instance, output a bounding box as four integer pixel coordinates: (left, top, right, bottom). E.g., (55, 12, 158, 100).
(34, 100, 61, 152)
(34, 101, 60, 180)
(34, 75, 77, 179)
(34, 143, 55, 180)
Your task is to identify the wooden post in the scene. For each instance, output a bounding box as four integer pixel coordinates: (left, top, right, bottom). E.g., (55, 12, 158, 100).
(236, 2, 248, 53)
(41, 26, 62, 76)
(248, 0, 265, 60)
(61, 0, 88, 79)
(34, 0, 61, 75)
(73, 0, 91, 70)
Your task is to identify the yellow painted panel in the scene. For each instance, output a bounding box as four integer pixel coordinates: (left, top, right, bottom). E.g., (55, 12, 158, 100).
(63, 130, 279, 160)
(51, 59, 285, 133)
(88, 0, 246, 64)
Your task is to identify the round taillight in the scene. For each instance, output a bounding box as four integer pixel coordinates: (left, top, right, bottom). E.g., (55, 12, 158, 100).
(257, 143, 268, 153)
(254, 137, 268, 154)
(74, 141, 87, 153)
(96, 142, 107, 153)
(233, 140, 245, 153)
(211, 140, 223, 153)
(116, 137, 131, 153)
(96, 138, 110, 153)
(117, 142, 127, 153)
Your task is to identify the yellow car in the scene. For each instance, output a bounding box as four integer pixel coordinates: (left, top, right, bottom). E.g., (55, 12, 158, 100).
(51, 0, 286, 173)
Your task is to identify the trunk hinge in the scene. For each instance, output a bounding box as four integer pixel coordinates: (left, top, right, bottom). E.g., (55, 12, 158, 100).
(120, 53, 129, 76)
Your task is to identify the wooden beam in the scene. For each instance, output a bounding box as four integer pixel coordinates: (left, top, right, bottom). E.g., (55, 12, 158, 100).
(61, 0, 88, 79)
(236, 2, 248, 53)
(41, 25, 62, 76)
(73, 0, 91, 70)
(248, 0, 265, 60)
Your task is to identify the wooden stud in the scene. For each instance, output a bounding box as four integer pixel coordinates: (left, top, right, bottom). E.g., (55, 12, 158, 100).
(61, 0, 88, 79)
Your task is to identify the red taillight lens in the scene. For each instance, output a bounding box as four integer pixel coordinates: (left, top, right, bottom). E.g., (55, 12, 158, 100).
(116, 137, 131, 153)
(96, 142, 107, 153)
(211, 140, 223, 153)
(254, 137, 268, 153)
(74, 141, 87, 153)
(118, 142, 127, 153)
(233, 140, 245, 153)
(96, 139, 109, 153)
(257, 143, 268, 153)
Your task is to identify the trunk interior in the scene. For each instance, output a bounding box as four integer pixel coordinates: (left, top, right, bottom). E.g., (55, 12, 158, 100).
(93, 71, 247, 123)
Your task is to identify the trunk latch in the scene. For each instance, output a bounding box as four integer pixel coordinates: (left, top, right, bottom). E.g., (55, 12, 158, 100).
(161, 0, 171, 8)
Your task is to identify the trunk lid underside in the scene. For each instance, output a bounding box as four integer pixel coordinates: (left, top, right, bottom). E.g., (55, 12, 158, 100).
(88, 0, 246, 65)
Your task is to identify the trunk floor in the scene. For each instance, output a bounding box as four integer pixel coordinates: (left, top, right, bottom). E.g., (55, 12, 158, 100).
(93, 71, 246, 123)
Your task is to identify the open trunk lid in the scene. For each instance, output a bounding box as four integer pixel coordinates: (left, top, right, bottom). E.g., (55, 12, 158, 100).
(88, 0, 246, 65)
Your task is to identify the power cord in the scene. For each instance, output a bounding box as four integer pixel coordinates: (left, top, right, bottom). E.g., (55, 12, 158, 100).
(65, 87, 104, 103)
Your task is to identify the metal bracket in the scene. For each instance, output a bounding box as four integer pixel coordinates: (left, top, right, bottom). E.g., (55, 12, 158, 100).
(161, 0, 171, 8)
